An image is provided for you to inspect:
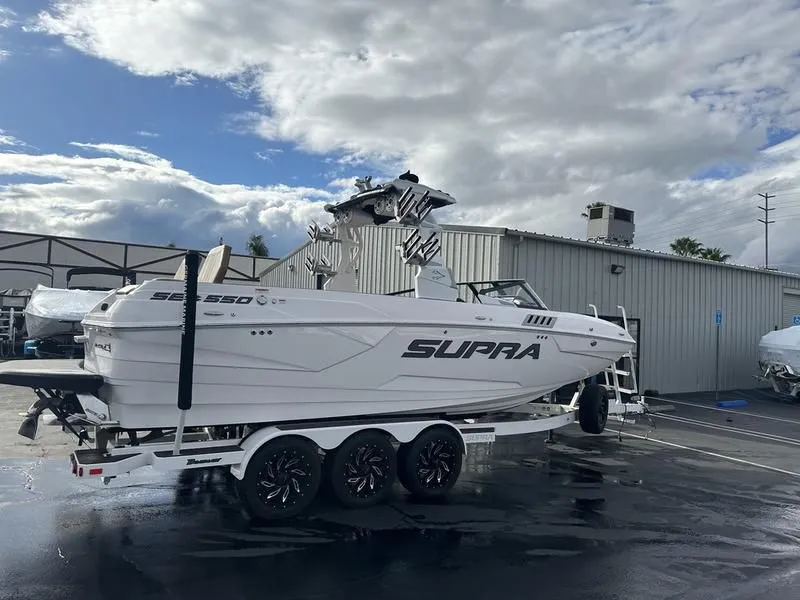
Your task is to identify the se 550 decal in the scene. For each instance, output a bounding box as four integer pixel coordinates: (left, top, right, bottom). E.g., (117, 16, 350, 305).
(149, 291, 254, 304)
(402, 339, 540, 360)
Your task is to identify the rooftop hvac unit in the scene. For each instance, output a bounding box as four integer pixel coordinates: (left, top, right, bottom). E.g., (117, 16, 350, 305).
(586, 205, 635, 246)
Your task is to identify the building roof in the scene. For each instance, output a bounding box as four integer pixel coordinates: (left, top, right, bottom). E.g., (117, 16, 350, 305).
(431, 223, 800, 280)
(259, 222, 800, 281)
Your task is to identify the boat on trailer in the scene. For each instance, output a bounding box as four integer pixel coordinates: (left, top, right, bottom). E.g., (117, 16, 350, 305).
(0, 172, 648, 520)
(757, 325, 800, 399)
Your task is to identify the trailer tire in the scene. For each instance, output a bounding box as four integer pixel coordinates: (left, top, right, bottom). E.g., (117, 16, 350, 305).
(578, 384, 609, 434)
(326, 430, 397, 509)
(237, 435, 321, 521)
(397, 426, 462, 499)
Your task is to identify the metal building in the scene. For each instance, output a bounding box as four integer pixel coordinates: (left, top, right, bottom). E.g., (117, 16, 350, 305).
(0, 229, 277, 291)
(260, 223, 800, 395)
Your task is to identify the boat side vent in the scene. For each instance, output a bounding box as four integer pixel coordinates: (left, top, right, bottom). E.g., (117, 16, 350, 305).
(522, 314, 556, 328)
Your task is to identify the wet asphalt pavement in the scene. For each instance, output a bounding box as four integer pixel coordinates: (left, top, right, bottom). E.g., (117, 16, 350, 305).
(4, 390, 800, 600)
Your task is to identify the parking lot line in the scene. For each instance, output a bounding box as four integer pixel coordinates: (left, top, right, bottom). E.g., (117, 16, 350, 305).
(619, 430, 800, 479)
(651, 396, 800, 426)
(651, 413, 800, 447)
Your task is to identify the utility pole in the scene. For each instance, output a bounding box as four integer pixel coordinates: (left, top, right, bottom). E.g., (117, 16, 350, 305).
(757, 192, 775, 269)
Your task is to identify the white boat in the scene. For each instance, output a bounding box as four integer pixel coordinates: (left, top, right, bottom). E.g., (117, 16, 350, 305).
(0, 172, 646, 521)
(9, 172, 636, 431)
(24, 285, 110, 339)
(758, 325, 800, 398)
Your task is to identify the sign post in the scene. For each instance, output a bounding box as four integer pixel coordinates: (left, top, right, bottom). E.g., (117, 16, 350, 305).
(714, 309, 722, 404)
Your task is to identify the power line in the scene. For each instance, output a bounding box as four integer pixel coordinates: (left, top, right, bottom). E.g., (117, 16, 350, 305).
(630, 195, 799, 243)
(757, 192, 775, 269)
(643, 206, 800, 247)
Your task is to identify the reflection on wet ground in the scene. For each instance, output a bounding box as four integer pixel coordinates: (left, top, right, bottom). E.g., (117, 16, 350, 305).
(3, 418, 800, 600)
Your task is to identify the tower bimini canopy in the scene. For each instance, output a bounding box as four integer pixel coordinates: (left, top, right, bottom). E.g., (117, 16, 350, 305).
(305, 172, 460, 301)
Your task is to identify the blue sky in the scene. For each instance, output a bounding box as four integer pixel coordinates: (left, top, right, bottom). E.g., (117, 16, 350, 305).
(0, 0, 373, 256)
(1, 0, 800, 269)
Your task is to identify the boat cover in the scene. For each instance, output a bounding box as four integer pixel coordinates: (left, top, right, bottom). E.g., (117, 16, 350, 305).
(758, 325, 800, 372)
(24, 285, 109, 339)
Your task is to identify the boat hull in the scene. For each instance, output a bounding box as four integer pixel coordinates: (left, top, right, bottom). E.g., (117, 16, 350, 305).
(81, 280, 636, 429)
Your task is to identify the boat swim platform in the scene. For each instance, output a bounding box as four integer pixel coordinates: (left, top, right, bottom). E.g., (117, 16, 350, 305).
(0, 359, 103, 394)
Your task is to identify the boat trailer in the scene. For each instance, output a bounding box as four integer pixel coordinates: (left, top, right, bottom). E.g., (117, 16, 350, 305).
(4, 250, 649, 521)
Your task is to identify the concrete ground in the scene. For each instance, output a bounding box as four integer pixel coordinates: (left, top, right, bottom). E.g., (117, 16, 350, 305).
(2, 378, 800, 600)
(0, 359, 80, 460)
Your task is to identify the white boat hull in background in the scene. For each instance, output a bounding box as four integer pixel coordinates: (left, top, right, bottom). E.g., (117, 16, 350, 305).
(81, 279, 636, 429)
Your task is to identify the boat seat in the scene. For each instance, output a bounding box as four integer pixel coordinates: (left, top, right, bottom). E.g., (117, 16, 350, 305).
(173, 259, 186, 281)
(198, 244, 231, 283)
(172, 244, 232, 283)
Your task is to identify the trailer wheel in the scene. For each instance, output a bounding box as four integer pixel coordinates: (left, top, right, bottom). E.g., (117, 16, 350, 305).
(327, 430, 397, 509)
(398, 426, 463, 499)
(238, 436, 321, 520)
(578, 384, 609, 434)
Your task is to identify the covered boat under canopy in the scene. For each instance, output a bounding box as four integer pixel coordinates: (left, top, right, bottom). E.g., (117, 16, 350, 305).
(23, 285, 109, 339)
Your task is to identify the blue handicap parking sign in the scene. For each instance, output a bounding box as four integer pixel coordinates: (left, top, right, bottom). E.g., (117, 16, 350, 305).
(793, 314, 800, 326)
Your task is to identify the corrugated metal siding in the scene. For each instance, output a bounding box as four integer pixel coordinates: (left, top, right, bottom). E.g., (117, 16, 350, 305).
(504, 236, 800, 394)
(261, 224, 502, 294)
(783, 290, 800, 328)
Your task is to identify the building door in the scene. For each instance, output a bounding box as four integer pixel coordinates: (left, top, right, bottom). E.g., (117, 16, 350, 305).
(784, 289, 800, 328)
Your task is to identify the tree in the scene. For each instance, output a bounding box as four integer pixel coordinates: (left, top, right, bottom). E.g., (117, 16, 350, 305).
(166, 241, 176, 248)
(670, 236, 703, 257)
(699, 247, 731, 263)
(669, 237, 731, 263)
(246, 233, 269, 257)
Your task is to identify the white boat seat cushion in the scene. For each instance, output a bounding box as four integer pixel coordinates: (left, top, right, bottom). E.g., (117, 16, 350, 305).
(173, 244, 231, 283)
(198, 244, 232, 283)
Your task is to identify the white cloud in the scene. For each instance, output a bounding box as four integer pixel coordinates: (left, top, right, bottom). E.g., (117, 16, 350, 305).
(255, 148, 282, 162)
(0, 143, 336, 254)
(0, 6, 14, 59)
(135, 130, 159, 138)
(22, 0, 800, 270)
(0, 129, 26, 148)
(0, 6, 14, 29)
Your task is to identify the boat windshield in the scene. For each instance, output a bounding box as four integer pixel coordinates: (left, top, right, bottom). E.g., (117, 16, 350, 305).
(384, 279, 548, 309)
(462, 280, 547, 310)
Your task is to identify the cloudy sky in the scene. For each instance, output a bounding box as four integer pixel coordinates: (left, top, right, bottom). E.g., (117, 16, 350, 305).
(1, 0, 799, 269)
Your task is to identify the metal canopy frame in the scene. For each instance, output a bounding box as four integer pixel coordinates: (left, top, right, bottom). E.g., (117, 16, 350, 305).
(0, 231, 265, 283)
(0, 262, 55, 287)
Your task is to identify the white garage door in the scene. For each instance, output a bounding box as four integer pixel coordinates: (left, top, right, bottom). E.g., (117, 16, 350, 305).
(784, 290, 800, 328)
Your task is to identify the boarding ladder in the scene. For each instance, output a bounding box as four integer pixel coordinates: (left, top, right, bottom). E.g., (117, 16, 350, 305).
(567, 304, 641, 415)
(0, 307, 17, 358)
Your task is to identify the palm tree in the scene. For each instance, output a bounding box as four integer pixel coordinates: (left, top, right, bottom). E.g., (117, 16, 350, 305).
(246, 233, 269, 257)
(699, 247, 731, 263)
(670, 236, 703, 257)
